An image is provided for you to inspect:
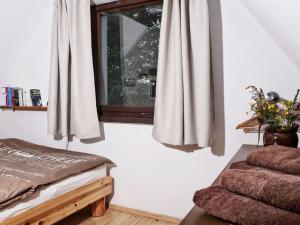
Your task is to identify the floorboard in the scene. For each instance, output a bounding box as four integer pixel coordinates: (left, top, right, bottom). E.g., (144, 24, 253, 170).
(136, 217, 154, 225)
(55, 207, 180, 225)
(120, 214, 144, 225)
(151, 220, 167, 225)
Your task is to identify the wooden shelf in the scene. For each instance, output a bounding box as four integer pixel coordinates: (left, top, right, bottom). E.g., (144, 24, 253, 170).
(236, 117, 260, 133)
(0, 106, 47, 111)
(237, 117, 300, 133)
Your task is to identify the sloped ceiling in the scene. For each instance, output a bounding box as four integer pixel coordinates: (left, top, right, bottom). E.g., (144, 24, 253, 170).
(0, 1, 52, 77)
(240, 0, 300, 72)
(0, 0, 117, 80)
(0, 0, 299, 80)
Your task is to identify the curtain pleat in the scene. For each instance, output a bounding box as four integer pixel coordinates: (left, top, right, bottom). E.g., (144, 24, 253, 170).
(48, 0, 100, 139)
(152, 0, 212, 147)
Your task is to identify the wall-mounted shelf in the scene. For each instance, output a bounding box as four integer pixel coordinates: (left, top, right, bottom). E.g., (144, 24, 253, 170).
(236, 117, 260, 133)
(237, 117, 300, 133)
(0, 106, 47, 111)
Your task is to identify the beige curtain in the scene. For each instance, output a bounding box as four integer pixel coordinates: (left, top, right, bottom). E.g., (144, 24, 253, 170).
(48, 0, 100, 139)
(152, 0, 213, 147)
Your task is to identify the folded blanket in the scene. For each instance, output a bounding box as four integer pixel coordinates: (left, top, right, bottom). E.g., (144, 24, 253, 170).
(247, 145, 300, 175)
(221, 168, 300, 213)
(0, 138, 113, 209)
(193, 186, 300, 225)
(230, 161, 259, 170)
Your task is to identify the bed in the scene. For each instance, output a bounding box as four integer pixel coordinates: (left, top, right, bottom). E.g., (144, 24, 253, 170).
(0, 139, 114, 225)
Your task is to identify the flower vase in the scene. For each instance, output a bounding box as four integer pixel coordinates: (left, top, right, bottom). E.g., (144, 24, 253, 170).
(263, 127, 299, 148)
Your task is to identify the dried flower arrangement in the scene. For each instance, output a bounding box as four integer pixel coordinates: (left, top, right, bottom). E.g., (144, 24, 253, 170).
(247, 86, 300, 132)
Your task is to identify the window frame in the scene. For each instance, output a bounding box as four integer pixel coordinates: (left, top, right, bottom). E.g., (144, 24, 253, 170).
(91, 0, 162, 124)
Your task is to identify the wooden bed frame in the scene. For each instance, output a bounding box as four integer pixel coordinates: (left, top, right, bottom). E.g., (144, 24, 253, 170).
(1, 176, 113, 225)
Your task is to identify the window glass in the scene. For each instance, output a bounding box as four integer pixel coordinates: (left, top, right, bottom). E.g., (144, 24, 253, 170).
(98, 4, 162, 107)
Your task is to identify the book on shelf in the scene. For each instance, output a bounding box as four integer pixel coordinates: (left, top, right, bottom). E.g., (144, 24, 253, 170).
(13, 88, 22, 106)
(30, 89, 42, 107)
(7, 87, 13, 107)
(1, 87, 7, 107)
(0, 87, 43, 108)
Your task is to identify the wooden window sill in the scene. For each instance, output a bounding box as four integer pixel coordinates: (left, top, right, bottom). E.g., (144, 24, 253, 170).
(98, 105, 154, 124)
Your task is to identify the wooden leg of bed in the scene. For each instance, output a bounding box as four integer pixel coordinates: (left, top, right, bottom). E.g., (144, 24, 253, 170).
(91, 197, 106, 217)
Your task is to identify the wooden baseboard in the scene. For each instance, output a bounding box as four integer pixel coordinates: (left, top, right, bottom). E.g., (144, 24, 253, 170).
(109, 204, 182, 224)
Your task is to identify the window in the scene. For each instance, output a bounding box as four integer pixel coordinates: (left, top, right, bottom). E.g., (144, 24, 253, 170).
(91, 0, 162, 124)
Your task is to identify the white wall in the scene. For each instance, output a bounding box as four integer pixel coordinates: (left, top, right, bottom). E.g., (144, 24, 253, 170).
(0, 0, 300, 218)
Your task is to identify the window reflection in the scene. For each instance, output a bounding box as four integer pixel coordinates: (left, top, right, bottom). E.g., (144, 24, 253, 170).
(98, 4, 162, 107)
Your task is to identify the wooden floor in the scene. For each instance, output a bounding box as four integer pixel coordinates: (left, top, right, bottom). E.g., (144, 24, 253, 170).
(55, 207, 180, 225)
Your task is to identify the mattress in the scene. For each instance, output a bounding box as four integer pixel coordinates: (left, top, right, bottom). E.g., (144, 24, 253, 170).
(0, 164, 107, 221)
